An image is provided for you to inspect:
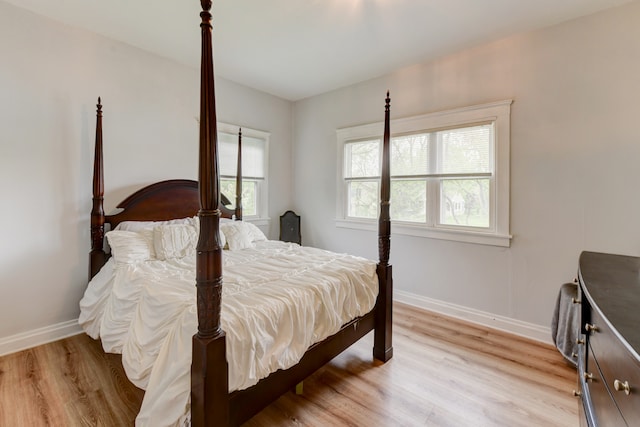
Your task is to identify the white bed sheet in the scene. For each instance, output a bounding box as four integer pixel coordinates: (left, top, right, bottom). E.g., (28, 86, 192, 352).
(79, 240, 378, 427)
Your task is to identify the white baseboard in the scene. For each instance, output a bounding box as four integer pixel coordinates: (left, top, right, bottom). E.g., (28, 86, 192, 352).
(394, 290, 552, 345)
(0, 319, 82, 357)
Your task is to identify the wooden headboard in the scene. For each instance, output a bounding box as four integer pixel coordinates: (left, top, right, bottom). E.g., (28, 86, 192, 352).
(104, 179, 236, 230)
(89, 98, 243, 279)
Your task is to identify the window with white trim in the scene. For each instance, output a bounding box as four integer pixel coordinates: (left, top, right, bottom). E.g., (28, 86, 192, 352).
(218, 123, 269, 220)
(337, 100, 512, 247)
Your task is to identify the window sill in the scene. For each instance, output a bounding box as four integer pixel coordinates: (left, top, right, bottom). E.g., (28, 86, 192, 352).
(335, 219, 512, 247)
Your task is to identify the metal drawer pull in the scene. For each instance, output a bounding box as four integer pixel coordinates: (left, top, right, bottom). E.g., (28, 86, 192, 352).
(614, 379, 631, 395)
(571, 352, 578, 359)
(572, 297, 581, 304)
(583, 372, 594, 381)
(576, 338, 585, 345)
(572, 390, 582, 397)
(585, 323, 598, 333)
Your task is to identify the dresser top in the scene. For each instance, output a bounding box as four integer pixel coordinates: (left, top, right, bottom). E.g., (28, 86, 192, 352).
(579, 251, 640, 360)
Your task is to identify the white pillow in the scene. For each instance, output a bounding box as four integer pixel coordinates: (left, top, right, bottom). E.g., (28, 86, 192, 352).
(153, 224, 199, 260)
(115, 216, 196, 232)
(187, 216, 226, 249)
(220, 221, 254, 251)
(106, 230, 154, 264)
(244, 222, 267, 242)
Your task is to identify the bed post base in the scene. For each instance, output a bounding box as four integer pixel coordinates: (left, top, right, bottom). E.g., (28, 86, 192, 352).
(192, 334, 229, 427)
(374, 263, 393, 362)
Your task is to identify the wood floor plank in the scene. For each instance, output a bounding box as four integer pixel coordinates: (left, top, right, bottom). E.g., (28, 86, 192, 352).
(0, 303, 578, 426)
(0, 334, 143, 427)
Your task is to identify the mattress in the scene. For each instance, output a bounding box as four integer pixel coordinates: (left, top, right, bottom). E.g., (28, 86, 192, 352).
(79, 239, 378, 427)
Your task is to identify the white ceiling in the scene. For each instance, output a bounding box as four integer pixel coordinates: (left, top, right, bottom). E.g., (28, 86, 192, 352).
(6, 0, 634, 101)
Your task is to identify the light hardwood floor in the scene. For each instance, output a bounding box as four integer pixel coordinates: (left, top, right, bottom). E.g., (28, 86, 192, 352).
(0, 303, 578, 426)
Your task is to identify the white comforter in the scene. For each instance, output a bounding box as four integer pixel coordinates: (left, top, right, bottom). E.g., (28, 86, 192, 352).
(79, 240, 378, 426)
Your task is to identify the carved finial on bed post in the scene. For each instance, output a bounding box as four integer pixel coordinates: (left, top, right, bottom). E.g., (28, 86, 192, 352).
(200, 0, 212, 15)
(193, 1, 230, 426)
(235, 128, 243, 221)
(90, 97, 106, 279)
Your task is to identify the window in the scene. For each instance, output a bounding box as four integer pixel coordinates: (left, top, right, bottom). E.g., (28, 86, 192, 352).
(337, 100, 512, 247)
(217, 123, 269, 221)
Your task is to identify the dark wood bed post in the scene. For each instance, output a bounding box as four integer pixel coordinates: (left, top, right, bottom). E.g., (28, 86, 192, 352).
(191, 1, 229, 426)
(90, 97, 106, 280)
(235, 129, 242, 220)
(374, 91, 393, 362)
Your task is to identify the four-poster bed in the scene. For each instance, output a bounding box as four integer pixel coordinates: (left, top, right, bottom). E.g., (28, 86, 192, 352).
(82, 1, 393, 425)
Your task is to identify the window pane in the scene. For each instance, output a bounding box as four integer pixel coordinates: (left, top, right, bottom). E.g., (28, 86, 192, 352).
(348, 181, 378, 218)
(345, 140, 379, 178)
(220, 179, 257, 216)
(391, 180, 426, 222)
(219, 132, 265, 178)
(219, 133, 238, 177)
(243, 136, 265, 178)
(220, 179, 235, 206)
(391, 134, 429, 176)
(438, 124, 492, 174)
(440, 179, 490, 228)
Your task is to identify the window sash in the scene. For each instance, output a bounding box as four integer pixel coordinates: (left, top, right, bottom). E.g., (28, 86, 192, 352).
(344, 124, 493, 178)
(345, 176, 494, 229)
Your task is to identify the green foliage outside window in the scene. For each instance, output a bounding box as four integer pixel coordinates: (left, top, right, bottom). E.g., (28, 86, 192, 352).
(440, 179, 490, 227)
(220, 179, 257, 217)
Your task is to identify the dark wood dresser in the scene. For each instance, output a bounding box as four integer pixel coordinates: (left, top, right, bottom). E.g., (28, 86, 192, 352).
(576, 251, 640, 426)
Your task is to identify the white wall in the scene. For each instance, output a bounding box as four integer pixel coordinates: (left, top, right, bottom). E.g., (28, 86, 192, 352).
(3, 0, 639, 351)
(0, 2, 292, 351)
(292, 1, 640, 336)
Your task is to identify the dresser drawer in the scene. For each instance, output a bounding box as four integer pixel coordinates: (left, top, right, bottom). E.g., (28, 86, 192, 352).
(585, 343, 627, 426)
(588, 307, 640, 423)
(578, 340, 597, 427)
